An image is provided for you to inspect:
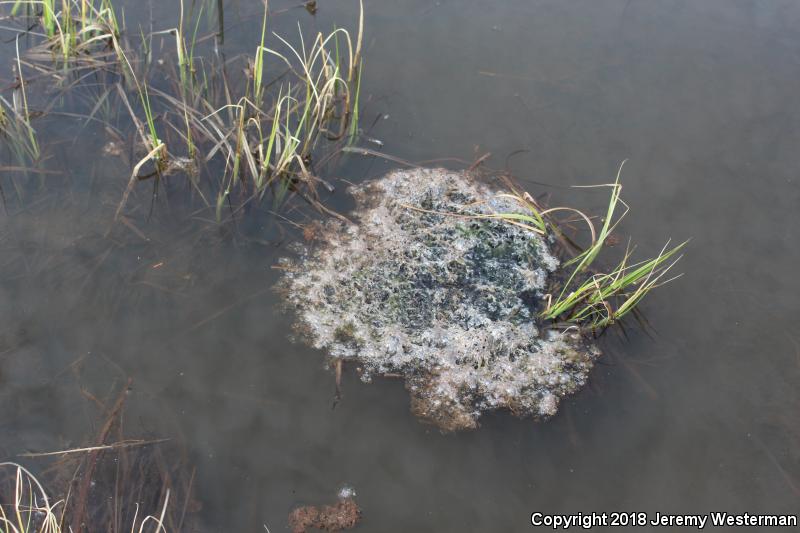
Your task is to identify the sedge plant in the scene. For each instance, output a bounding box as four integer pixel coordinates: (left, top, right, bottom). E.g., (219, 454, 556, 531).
(489, 162, 686, 331)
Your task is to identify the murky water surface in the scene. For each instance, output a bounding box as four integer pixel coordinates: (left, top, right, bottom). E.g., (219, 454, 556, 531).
(1, 1, 799, 531)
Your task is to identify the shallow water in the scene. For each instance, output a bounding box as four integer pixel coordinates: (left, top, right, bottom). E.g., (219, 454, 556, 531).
(1, 1, 799, 531)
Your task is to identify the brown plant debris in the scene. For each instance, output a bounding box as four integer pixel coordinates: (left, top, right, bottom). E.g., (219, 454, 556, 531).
(288, 491, 361, 533)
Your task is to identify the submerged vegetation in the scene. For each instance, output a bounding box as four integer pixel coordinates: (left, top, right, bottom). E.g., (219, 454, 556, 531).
(0, 381, 192, 533)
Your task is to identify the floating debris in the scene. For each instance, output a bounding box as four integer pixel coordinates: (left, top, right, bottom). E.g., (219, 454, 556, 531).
(288, 488, 361, 533)
(279, 168, 599, 431)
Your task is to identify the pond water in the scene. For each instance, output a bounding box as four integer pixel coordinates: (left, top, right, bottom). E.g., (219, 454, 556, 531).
(1, 0, 799, 531)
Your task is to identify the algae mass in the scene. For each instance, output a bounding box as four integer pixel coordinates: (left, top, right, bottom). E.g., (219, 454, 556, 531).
(279, 169, 599, 431)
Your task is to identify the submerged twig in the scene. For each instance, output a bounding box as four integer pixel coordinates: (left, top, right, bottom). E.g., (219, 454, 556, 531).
(19, 439, 171, 458)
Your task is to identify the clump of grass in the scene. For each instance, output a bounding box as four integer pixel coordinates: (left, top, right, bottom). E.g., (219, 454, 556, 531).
(541, 239, 686, 328)
(5, 0, 122, 65)
(103, 0, 364, 220)
(198, 0, 364, 219)
(2, 0, 365, 220)
(0, 463, 60, 533)
(0, 462, 172, 533)
(490, 162, 686, 331)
